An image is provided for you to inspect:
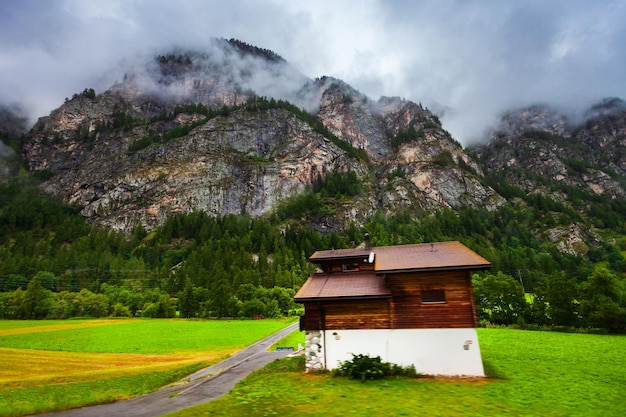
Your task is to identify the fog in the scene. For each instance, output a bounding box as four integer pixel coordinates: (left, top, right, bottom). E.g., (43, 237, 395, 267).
(1, 0, 624, 145)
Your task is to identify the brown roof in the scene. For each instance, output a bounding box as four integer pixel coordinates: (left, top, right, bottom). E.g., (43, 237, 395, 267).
(294, 272, 391, 301)
(297, 241, 489, 301)
(309, 241, 490, 273)
(373, 241, 491, 273)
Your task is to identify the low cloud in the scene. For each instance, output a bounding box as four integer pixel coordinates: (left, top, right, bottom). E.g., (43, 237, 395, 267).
(113, 39, 314, 113)
(1, 0, 624, 145)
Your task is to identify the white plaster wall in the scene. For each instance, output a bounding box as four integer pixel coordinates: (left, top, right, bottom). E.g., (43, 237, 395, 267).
(323, 328, 485, 377)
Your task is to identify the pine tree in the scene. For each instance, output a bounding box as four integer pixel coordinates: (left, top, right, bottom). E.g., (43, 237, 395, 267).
(178, 278, 198, 318)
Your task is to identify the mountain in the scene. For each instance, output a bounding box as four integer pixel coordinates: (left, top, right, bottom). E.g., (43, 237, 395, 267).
(9, 39, 626, 252)
(474, 99, 626, 200)
(18, 39, 500, 233)
(469, 99, 626, 257)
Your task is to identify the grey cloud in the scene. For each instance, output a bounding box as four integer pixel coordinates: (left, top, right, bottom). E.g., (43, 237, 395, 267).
(0, 0, 624, 145)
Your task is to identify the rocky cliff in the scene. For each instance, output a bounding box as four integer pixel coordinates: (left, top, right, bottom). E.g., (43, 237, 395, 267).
(19, 40, 503, 233)
(15, 39, 626, 239)
(473, 99, 626, 201)
(470, 99, 626, 257)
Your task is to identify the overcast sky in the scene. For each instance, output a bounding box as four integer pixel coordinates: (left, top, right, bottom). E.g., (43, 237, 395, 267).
(1, 0, 625, 144)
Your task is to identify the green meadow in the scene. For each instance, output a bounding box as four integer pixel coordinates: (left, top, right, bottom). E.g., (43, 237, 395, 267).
(0, 318, 295, 416)
(0, 319, 293, 354)
(1, 320, 624, 417)
(170, 328, 626, 417)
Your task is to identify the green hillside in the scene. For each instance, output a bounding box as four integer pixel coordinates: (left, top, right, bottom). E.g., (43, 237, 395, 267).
(1, 171, 625, 331)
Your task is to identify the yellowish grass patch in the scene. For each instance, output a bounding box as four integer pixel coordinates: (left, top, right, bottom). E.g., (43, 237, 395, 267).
(0, 319, 135, 337)
(0, 347, 222, 389)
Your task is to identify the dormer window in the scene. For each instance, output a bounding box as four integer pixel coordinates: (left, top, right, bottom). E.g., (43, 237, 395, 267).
(342, 263, 360, 272)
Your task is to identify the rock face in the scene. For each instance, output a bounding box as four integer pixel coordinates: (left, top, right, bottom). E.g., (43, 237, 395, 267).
(377, 96, 504, 214)
(19, 40, 502, 233)
(29, 101, 360, 231)
(544, 224, 591, 257)
(473, 100, 626, 201)
(316, 77, 391, 159)
(16, 39, 626, 238)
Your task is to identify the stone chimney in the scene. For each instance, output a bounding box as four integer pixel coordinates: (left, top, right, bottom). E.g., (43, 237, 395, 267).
(364, 233, 371, 250)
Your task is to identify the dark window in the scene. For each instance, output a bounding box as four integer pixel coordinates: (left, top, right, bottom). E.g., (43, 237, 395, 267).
(342, 263, 360, 272)
(421, 289, 446, 304)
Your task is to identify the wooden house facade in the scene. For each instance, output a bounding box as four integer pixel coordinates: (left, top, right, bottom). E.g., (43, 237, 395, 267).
(294, 241, 490, 376)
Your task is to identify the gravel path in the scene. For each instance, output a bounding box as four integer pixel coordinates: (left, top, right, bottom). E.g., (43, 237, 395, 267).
(38, 322, 300, 417)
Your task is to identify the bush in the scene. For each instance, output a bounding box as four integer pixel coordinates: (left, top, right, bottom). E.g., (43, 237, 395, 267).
(128, 136, 154, 152)
(333, 353, 420, 381)
(433, 150, 455, 168)
(241, 298, 265, 318)
(111, 302, 132, 317)
(141, 295, 176, 318)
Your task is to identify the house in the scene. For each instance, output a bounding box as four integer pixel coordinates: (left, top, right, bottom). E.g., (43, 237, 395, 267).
(294, 240, 490, 376)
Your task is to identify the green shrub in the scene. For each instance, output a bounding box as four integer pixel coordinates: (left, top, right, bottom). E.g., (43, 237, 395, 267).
(128, 136, 155, 152)
(433, 150, 455, 168)
(111, 302, 131, 317)
(333, 353, 420, 381)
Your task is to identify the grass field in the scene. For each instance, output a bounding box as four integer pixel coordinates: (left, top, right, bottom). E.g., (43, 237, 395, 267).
(2, 320, 625, 416)
(0, 318, 295, 416)
(166, 328, 626, 417)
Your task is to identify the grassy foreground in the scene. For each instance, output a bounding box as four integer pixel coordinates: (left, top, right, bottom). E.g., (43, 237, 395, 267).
(0, 318, 295, 416)
(166, 329, 626, 417)
(2, 320, 624, 416)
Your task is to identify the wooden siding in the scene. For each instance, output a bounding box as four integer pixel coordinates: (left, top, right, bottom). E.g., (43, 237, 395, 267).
(301, 302, 324, 330)
(387, 270, 477, 328)
(301, 299, 390, 330)
(301, 270, 478, 330)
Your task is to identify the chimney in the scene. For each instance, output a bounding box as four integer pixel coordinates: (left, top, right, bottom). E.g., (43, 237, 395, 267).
(364, 233, 371, 250)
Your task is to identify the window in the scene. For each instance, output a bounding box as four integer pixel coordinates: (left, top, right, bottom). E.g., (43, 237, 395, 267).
(342, 263, 360, 272)
(421, 289, 445, 304)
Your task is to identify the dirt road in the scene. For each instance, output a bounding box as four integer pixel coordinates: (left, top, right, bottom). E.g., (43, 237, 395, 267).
(38, 321, 300, 417)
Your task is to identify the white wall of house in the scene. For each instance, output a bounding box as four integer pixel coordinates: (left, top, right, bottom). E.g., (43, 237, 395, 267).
(318, 328, 485, 377)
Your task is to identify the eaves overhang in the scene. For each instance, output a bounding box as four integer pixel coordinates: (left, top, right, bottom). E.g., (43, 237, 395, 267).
(376, 264, 493, 275)
(294, 294, 392, 303)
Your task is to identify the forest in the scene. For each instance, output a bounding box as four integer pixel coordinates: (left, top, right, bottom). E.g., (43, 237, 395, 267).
(1, 162, 625, 331)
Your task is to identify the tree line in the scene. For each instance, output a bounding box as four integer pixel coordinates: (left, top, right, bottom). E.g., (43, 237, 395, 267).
(1, 168, 626, 330)
(0, 277, 300, 320)
(473, 267, 626, 333)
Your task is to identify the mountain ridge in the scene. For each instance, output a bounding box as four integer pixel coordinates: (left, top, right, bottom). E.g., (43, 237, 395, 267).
(14, 40, 500, 233)
(3, 40, 625, 247)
